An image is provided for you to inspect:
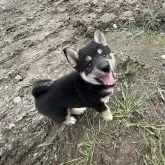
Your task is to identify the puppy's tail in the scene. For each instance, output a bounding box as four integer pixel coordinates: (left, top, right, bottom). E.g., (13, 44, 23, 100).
(32, 79, 53, 98)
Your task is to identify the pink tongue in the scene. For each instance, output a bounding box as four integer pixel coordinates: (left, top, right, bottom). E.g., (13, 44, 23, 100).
(102, 72, 115, 86)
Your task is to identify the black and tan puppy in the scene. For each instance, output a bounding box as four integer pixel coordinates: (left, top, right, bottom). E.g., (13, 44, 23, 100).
(32, 30, 116, 125)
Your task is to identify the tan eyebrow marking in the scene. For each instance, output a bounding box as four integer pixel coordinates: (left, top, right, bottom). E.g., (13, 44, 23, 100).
(85, 56, 92, 61)
(97, 49, 102, 54)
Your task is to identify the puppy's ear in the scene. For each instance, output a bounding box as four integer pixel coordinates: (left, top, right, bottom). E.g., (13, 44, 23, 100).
(94, 29, 107, 45)
(63, 47, 78, 68)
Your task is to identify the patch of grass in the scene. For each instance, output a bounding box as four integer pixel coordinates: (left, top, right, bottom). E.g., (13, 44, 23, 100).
(141, 11, 161, 32)
(77, 142, 92, 164)
(137, 123, 165, 165)
(121, 22, 144, 34)
(126, 121, 165, 137)
(125, 119, 165, 165)
(61, 82, 163, 165)
(114, 22, 146, 39)
(113, 83, 165, 164)
(114, 11, 162, 34)
(75, 116, 109, 165)
(112, 84, 151, 119)
(142, 136, 165, 165)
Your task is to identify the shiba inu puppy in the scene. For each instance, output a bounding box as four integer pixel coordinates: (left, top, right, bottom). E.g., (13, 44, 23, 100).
(32, 30, 116, 125)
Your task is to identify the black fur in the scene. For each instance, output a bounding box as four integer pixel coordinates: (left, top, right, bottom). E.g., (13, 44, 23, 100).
(32, 79, 52, 97)
(32, 72, 114, 123)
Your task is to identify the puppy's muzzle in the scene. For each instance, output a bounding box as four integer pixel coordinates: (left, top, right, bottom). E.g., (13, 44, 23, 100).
(98, 61, 110, 73)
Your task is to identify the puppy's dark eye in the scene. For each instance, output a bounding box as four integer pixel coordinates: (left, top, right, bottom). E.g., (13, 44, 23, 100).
(87, 61, 92, 68)
(102, 53, 106, 57)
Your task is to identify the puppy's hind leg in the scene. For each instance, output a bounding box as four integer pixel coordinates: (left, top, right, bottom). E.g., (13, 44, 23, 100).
(63, 109, 76, 125)
(70, 107, 87, 115)
(38, 106, 76, 124)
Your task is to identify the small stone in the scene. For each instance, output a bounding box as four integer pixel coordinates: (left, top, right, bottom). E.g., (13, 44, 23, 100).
(92, 0, 98, 5)
(16, 112, 27, 121)
(163, 2, 165, 9)
(119, 11, 134, 20)
(105, 28, 110, 32)
(9, 123, 15, 129)
(5, 86, 8, 89)
(56, 6, 66, 13)
(116, 87, 121, 92)
(86, 26, 95, 37)
(15, 75, 22, 81)
(118, 0, 124, 3)
(6, 144, 14, 151)
(33, 153, 38, 158)
(126, 0, 137, 4)
(14, 96, 21, 104)
(123, 11, 133, 17)
(55, 154, 58, 161)
(161, 55, 165, 60)
(113, 24, 118, 29)
(100, 13, 116, 23)
(95, 8, 103, 13)
(8, 104, 14, 109)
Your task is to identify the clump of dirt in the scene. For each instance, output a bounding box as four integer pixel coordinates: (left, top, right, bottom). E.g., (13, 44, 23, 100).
(0, 0, 165, 165)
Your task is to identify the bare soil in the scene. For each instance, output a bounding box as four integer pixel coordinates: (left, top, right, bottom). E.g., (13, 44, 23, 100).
(0, 0, 165, 165)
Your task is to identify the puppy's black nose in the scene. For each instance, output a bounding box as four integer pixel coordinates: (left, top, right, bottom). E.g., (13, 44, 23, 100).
(98, 63, 110, 73)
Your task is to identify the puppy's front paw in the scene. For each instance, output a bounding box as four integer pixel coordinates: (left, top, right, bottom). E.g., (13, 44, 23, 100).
(63, 116, 76, 125)
(102, 108, 113, 121)
(102, 113, 113, 121)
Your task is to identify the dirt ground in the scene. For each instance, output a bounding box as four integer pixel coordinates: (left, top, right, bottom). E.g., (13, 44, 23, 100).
(0, 0, 165, 165)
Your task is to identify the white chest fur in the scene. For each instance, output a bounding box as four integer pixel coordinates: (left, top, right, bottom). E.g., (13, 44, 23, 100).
(101, 88, 114, 103)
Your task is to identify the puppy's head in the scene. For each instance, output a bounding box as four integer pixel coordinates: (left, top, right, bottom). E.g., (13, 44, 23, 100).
(63, 30, 116, 86)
